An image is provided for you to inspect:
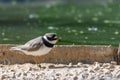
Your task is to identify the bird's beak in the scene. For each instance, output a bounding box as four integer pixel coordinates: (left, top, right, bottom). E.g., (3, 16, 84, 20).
(57, 38, 61, 42)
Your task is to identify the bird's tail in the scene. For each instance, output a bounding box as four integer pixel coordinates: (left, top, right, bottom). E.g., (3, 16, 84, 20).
(10, 47, 21, 51)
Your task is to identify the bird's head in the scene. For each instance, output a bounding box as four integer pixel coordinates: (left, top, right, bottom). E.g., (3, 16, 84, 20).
(43, 33, 60, 44)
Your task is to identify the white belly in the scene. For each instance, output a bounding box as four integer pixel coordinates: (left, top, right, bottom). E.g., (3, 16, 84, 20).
(21, 46, 52, 56)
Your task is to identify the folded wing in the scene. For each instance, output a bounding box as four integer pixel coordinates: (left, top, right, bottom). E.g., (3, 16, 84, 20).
(10, 36, 43, 51)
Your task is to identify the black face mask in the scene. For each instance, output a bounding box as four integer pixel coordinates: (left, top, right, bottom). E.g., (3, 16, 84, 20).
(47, 35, 57, 41)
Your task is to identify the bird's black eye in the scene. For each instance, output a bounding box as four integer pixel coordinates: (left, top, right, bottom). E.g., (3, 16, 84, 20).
(52, 34, 56, 38)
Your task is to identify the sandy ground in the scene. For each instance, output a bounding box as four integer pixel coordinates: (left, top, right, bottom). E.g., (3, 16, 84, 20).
(0, 62, 120, 80)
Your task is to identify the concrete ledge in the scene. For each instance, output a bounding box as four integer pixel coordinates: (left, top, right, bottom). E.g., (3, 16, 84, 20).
(0, 44, 118, 64)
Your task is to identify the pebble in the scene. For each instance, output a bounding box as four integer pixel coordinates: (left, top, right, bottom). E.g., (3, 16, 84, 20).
(0, 62, 120, 80)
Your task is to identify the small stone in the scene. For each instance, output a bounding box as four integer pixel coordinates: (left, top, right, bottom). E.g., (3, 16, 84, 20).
(109, 65, 115, 69)
(1, 74, 9, 79)
(90, 77, 95, 80)
(48, 65, 55, 68)
(102, 63, 110, 68)
(11, 69, 15, 72)
(82, 73, 89, 79)
(23, 73, 27, 76)
(17, 73, 22, 77)
(42, 66, 46, 69)
(77, 62, 82, 67)
(93, 62, 99, 65)
(99, 78, 105, 80)
(94, 67, 100, 71)
(68, 63, 73, 68)
(73, 76, 78, 80)
(111, 61, 117, 65)
(56, 73, 61, 76)
(69, 73, 73, 76)
(117, 74, 120, 78)
(90, 70, 95, 73)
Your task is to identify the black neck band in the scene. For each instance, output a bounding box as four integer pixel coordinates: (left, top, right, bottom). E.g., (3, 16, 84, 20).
(42, 37, 54, 48)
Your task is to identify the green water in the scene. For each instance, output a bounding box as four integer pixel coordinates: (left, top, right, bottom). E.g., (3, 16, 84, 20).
(0, 4, 120, 46)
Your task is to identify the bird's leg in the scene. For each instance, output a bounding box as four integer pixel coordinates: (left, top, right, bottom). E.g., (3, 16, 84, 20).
(33, 56, 38, 64)
(3, 58, 10, 65)
(36, 56, 40, 64)
(36, 56, 42, 68)
(0, 52, 9, 65)
(33, 56, 41, 68)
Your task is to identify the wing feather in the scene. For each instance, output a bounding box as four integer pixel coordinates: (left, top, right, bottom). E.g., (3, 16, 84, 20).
(18, 36, 43, 51)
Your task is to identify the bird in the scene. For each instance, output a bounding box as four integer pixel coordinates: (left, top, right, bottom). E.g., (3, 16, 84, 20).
(10, 33, 60, 63)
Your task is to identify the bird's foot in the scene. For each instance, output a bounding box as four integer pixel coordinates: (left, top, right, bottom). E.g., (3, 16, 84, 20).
(37, 64, 42, 68)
